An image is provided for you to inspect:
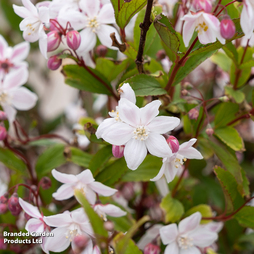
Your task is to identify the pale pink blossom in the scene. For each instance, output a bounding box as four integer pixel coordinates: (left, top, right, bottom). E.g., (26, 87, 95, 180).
(93, 203, 126, 220)
(193, 0, 213, 13)
(52, 169, 117, 204)
(151, 138, 203, 183)
(181, 11, 225, 47)
(81, 240, 101, 254)
(240, 0, 254, 39)
(160, 212, 218, 254)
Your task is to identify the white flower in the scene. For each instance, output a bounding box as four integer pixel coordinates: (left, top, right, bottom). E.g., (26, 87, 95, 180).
(44, 208, 93, 253)
(151, 138, 203, 183)
(0, 35, 30, 75)
(93, 203, 126, 220)
(13, 0, 50, 58)
(160, 212, 218, 254)
(52, 169, 117, 204)
(240, 0, 254, 39)
(81, 240, 101, 254)
(97, 98, 180, 170)
(181, 11, 225, 47)
(0, 68, 38, 123)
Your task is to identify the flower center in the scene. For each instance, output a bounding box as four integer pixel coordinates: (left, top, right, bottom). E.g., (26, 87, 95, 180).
(87, 17, 99, 32)
(174, 155, 186, 169)
(177, 236, 193, 249)
(65, 229, 78, 242)
(109, 107, 121, 122)
(0, 92, 9, 104)
(196, 21, 208, 33)
(133, 126, 149, 141)
(26, 21, 40, 36)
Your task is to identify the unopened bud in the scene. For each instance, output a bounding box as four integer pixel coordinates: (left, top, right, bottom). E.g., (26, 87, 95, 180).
(220, 16, 236, 40)
(8, 193, 22, 216)
(122, 183, 135, 200)
(40, 177, 52, 190)
(183, 82, 193, 89)
(156, 50, 166, 60)
(219, 96, 229, 102)
(166, 136, 179, 153)
(47, 31, 61, 52)
(0, 111, 7, 121)
(66, 30, 81, 50)
(181, 89, 189, 96)
(206, 125, 214, 136)
(104, 221, 114, 231)
(188, 108, 199, 120)
(73, 235, 89, 250)
(95, 45, 108, 57)
(0, 237, 7, 250)
(0, 193, 8, 204)
(144, 243, 161, 254)
(0, 204, 8, 214)
(47, 55, 62, 70)
(0, 126, 7, 141)
(112, 145, 124, 158)
(193, 0, 212, 13)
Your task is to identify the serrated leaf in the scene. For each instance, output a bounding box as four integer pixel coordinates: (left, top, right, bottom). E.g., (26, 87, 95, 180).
(160, 193, 184, 223)
(110, 0, 125, 18)
(210, 52, 232, 72)
(234, 206, 254, 229)
(62, 64, 113, 95)
(68, 147, 92, 168)
(214, 126, 243, 151)
(225, 86, 245, 104)
(185, 204, 213, 224)
(120, 74, 166, 96)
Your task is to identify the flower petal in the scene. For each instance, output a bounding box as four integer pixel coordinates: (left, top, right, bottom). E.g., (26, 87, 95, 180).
(76, 169, 95, 184)
(39, 33, 48, 59)
(179, 139, 203, 159)
(19, 198, 42, 218)
(182, 15, 197, 47)
(13, 5, 31, 19)
(95, 204, 126, 217)
(52, 169, 77, 184)
(189, 228, 218, 248)
(97, 25, 121, 49)
(11, 41, 30, 62)
(89, 182, 117, 196)
(0, 35, 8, 58)
(119, 83, 136, 104)
(52, 184, 74, 200)
(160, 224, 178, 245)
(80, 0, 100, 17)
(2, 104, 17, 123)
(180, 246, 201, 254)
(22, 0, 38, 15)
(178, 212, 201, 234)
(43, 213, 72, 227)
(150, 163, 166, 182)
(95, 118, 116, 139)
(25, 218, 44, 233)
(77, 28, 96, 53)
(165, 242, 180, 254)
(148, 116, 180, 134)
(140, 100, 161, 126)
(164, 159, 178, 183)
(97, 4, 115, 24)
(3, 68, 28, 90)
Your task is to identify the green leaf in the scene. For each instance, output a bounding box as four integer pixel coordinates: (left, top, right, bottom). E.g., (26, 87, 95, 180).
(221, 0, 239, 19)
(120, 74, 166, 96)
(240, 60, 254, 70)
(185, 204, 213, 224)
(210, 52, 232, 72)
(89, 146, 113, 176)
(225, 86, 245, 104)
(0, 148, 27, 175)
(198, 137, 214, 160)
(67, 147, 92, 168)
(75, 190, 108, 241)
(214, 126, 243, 151)
(28, 139, 59, 146)
(62, 64, 113, 95)
(95, 157, 129, 186)
(234, 206, 254, 229)
(117, 0, 147, 29)
(214, 102, 239, 128)
(214, 166, 244, 213)
(160, 193, 184, 223)
(122, 155, 162, 182)
(35, 144, 66, 178)
(110, 0, 125, 18)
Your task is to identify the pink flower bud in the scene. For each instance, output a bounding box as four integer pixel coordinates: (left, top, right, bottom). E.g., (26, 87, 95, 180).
(193, 0, 212, 13)
(47, 31, 61, 52)
(40, 177, 52, 190)
(122, 182, 135, 200)
(47, 55, 62, 70)
(0, 111, 7, 121)
(66, 30, 81, 50)
(8, 193, 22, 216)
(112, 145, 125, 158)
(0, 126, 7, 141)
(0, 204, 8, 214)
(220, 17, 236, 40)
(73, 235, 89, 250)
(166, 136, 179, 153)
(0, 237, 7, 250)
(95, 45, 108, 57)
(104, 221, 114, 231)
(0, 193, 8, 204)
(206, 126, 214, 136)
(188, 108, 199, 120)
(156, 50, 166, 60)
(144, 243, 161, 254)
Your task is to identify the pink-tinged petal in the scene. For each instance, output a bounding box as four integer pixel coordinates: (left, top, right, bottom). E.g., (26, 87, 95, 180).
(179, 212, 201, 234)
(11, 41, 30, 62)
(84, 186, 96, 205)
(96, 204, 126, 217)
(160, 224, 178, 245)
(3, 68, 28, 89)
(22, 23, 40, 43)
(81, 239, 93, 254)
(13, 5, 31, 19)
(0, 35, 8, 58)
(150, 163, 166, 182)
(80, 0, 100, 17)
(190, 228, 218, 248)
(165, 242, 179, 254)
(179, 147, 203, 160)
(2, 104, 17, 123)
(124, 138, 147, 170)
(77, 28, 96, 53)
(97, 4, 115, 24)
(119, 83, 136, 104)
(101, 122, 133, 146)
(140, 100, 161, 126)
(76, 169, 95, 184)
(80, 223, 94, 237)
(182, 15, 197, 47)
(89, 182, 117, 196)
(19, 198, 41, 218)
(44, 227, 70, 253)
(96, 118, 116, 139)
(39, 32, 48, 59)
(145, 133, 172, 158)
(164, 158, 179, 183)
(148, 116, 180, 134)
(240, 1, 254, 38)
(43, 213, 72, 227)
(198, 27, 217, 44)
(93, 246, 102, 254)
(52, 169, 77, 184)
(53, 184, 74, 200)
(179, 138, 197, 150)
(71, 208, 89, 223)
(155, 177, 170, 197)
(118, 98, 140, 127)
(180, 246, 201, 254)
(38, 6, 49, 23)
(203, 221, 223, 233)
(25, 218, 44, 233)
(22, 0, 38, 16)
(97, 25, 121, 49)
(10, 87, 38, 111)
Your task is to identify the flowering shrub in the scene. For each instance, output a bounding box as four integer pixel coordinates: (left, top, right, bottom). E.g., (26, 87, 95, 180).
(0, 0, 254, 253)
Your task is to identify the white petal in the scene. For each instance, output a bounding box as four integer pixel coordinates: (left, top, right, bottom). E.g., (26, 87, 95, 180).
(97, 4, 115, 24)
(25, 218, 44, 233)
(160, 224, 178, 245)
(97, 25, 121, 49)
(95, 118, 116, 139)
(43, 213, 72, 227)
(190, 228, 218, 248)
(77, 28, 97, 53)
(179, 138, 197, 150)
(89, 182, 117, 196)
(11, 41, 30, 62)
(2, 104, 17, 123)
(52, 184, 74, 200)
(165, 242, 180, 254)
(179, 139, 203, 159)
(38, 6, 49, 23)
(145, 133, 172, 158)
(22, 0, 38, 15)
(84, 186, 96, 205)
(140, 100, 161, 126)
(155, 177, 170, 197)
(180, 246, 201, 254)
(19, 198, 41, 218)
(52, 169, 78, 184)
(13, 5, 31, 19)
(119, 83, 136, 104)
(3, 68, 28, 89)
(182, 15, 197, 47)
(150, 163, 166, 182)
(80, 0, 100, 17)
(39, 33, 48, 59)
(0, 35, 8, 58)
(124, 138, 147, 170)
(164, 159, 178, 183)
(77, 169, 95, 184)
(148, 116, 180, 134)
(96, 204, 126, 217)
(81, 239, 93, 254)
(240, 1, 254, 38)
(118, 98, 140, 127)
(178, 212, 201, 234)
